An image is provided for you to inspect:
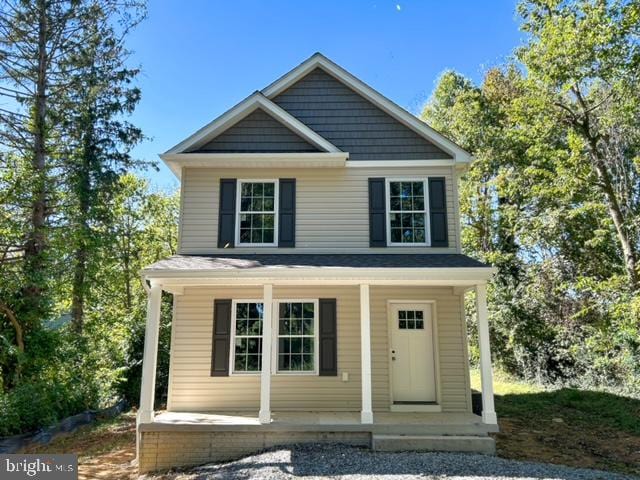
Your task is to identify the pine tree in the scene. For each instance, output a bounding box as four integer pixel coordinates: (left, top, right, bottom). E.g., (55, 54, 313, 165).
(0, 0, 91, 355)
(56, 0, 147, 332)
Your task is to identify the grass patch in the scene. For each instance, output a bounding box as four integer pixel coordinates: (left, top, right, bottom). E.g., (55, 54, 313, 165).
(470, 369, 640, 435)
(471, 369, 640, 476)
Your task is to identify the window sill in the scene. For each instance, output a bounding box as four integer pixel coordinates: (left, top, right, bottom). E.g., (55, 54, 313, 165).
(387, 243, 431, 247)
(236, 243, 278, 248)
(228, 372, 319, 377)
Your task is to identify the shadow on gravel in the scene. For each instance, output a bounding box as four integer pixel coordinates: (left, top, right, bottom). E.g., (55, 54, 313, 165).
(183, 443, 635, 480)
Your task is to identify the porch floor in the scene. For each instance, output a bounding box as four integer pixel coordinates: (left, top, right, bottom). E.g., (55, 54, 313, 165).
(140, 411, 498, 435)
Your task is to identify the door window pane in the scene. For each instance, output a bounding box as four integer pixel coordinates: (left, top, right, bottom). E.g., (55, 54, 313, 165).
(398, 310, 425, 330)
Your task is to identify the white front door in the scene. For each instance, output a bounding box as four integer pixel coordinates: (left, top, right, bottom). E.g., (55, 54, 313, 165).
(390, 303, 437, 403)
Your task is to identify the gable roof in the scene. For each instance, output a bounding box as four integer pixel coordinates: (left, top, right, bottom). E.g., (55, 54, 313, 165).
(193, 108, 320, 153)
(163, 53, 472, 164)
(271, 67, 452, 160)
(263, 53, 471, 163)
(164, 92, 341, 155)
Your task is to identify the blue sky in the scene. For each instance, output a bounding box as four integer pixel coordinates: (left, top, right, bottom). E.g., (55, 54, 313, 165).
(128, 0, 524, 190)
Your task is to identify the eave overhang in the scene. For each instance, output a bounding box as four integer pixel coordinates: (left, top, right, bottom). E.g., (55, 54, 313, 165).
(142, 266, 496, 286)
(160, 152, 348, 178)
(164, 92, 341, 156)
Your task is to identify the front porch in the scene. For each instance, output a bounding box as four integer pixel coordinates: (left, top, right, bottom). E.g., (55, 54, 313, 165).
(144, 410, 497, 435)
(138, 410, 497, 472)
(136, 254, 498, 472)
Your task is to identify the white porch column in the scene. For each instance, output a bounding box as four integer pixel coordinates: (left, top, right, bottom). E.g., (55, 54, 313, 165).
(138, 280, 162, 425)
(259, 284, 273, 424)
(360, 284, 373, 424)
(475, 283, 497, 424)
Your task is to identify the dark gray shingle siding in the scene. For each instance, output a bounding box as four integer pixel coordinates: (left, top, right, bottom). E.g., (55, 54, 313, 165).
(145, 254, 489, 272)
(273, 68, 452, 160)
(192, 108, 320, 153)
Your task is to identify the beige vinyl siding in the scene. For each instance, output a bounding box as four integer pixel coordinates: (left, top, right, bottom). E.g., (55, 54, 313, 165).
(178, 166, 458, 254)
(168, 285, 470, 413)
(271, 286, 361, 410)
(168, 286, 262, 411)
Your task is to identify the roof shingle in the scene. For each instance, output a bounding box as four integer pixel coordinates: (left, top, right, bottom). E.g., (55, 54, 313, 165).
(144, 254, 490, 272)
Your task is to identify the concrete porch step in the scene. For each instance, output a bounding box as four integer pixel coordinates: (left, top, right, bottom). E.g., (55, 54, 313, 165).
(371, 434, 496, 455)
(372, 423, 495, 436)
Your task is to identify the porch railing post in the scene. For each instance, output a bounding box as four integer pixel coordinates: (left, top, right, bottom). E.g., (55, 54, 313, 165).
(475, 283, 497, 424)
(360, 284, 373, 424)
(259, 284, 273, 424)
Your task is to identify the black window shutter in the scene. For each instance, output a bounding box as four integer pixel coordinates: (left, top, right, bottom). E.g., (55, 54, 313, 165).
(211, 299, 232, 376)
(319, 298, 338, 376)
(278, 179, 296, 248)
(217, 179, 236, 248)
(368, 178, 387, 247)
(428, 177, 448, 247)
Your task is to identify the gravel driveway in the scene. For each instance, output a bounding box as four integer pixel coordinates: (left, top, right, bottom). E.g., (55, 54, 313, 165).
(158, 443, 637, 480)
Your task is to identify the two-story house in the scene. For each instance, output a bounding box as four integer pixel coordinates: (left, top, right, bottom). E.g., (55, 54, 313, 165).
(136, 53, 498, 473)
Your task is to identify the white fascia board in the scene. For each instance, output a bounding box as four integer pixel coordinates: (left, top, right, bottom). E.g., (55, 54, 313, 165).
(166, 161, 181, 179)
(141, 266, 496, 284)
(262, 53, 472, 163)
(161, 152, 348, 179)
(164, 92, 341, 155)
(346, 159, 456, 168)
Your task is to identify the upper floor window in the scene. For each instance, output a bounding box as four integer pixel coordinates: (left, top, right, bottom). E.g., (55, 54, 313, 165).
(237, 180, 278, 246)
(386, 179, 429, 246)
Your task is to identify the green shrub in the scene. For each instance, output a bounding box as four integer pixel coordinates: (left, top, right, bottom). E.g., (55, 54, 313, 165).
(0, 378, 86, 436)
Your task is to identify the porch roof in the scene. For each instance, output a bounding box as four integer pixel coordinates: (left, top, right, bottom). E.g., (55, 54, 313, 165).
(143, 253, 489, 273)
(141, 254, 494, 286)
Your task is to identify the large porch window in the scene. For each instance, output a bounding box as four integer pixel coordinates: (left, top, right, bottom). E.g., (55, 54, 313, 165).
(231, 301, 264, 373)
(276, 300, 318, 374)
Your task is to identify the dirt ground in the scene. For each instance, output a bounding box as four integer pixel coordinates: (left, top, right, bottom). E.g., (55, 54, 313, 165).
(22, 411, 640, 479)
(495, 417, 640, 476)
(24, 412, 139, 480)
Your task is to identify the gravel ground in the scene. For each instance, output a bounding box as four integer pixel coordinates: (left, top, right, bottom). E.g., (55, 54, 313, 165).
(158, 443, 637, 480)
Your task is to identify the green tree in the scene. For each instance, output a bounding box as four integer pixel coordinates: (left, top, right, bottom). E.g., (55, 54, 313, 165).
(0, 0, 118, 384)
(58, 0, 147, 332)
(422, 1, 640, 389)
(0, 0, 84, 358)
(518, 0, 640, 290)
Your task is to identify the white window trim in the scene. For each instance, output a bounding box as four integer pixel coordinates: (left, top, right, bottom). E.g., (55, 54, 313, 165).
(271, 299, 320, 376)
(385, 177, 431, 247)
(235, 179, 279, 247)
(229, 299, 265, 376)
